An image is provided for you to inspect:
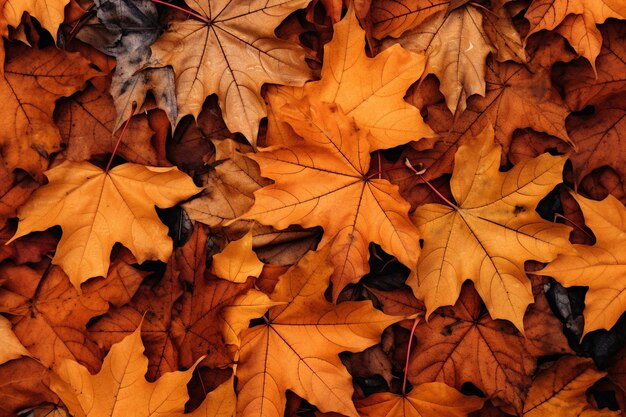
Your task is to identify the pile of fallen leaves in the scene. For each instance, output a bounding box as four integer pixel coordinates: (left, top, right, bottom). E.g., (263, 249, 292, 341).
(1, 0, 626, 416)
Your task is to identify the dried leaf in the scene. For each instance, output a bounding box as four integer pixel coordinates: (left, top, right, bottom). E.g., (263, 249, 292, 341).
(410, 124, 573, 331)
(231, 247, 406, 417)
(241, 99, 420, 300)
(9, 161, 201, 288)
(150, 0, 312, 143)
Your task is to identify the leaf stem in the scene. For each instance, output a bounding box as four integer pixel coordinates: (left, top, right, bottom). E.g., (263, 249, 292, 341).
(553, 213, 594, 240)
(402, 317, 420, 396)
(150, 0, 205, 20)
(405, 158, 459, 209)
(105, 105, 136, 173)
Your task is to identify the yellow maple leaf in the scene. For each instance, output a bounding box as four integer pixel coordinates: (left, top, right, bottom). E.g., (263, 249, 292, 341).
(230, 246, 406, 417)
(410, 124, 574, 332)
(210, 230, 264, 283)
(8, 161, 202, 288)
(538, 192, 626, 335)
(50, 324, 236, 417)
(4, 0, 69, 41)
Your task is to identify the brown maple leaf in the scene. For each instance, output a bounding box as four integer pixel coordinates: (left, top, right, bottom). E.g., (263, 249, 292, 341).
(56, 82, 157, 165)
(0, 251, 144, 372)
(523, 356, 619, 417)
(150, 0, 312, 143)
(410, 124, 573, 331)
(408, 58, 572, 180)
(381, 5, 492, 114)
(557, 21, 626, 112)
(524, 0, 626, 72)
(0, 357, 58, 417)
(229, 246, 406, 417)
(9, 161, 201, 288)
(407, 281, 572, 413)
(0, 44, 99, 177)
(240, 99, 420, 300)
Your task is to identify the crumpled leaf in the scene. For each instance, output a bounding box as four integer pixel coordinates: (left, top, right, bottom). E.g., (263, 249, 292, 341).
(410, 124, 573, 331)
(210, 230, 263, 283)
(383, 6, 492, 114)
(355, 382, 484, 417)
(4, 0, 69, 41)
(524, 0, 626, 72)
(76, 0, 177, 125)
(50, 324, 236, 417)
(150, 0, 312, 143)
(268, 5, 435, 150)
(56, 82, 157, 165)
(0, 44, 99, 177)
(523, 356, 620, 417)
(0, 252, 144, 371)
(538, 192, 626, 335)
(407, 282, 572, 413)
(9, 161, 202, 288)
(0, 315, 29, 365)
(241, 99, 420, 300)
(230, 247, 406, 417)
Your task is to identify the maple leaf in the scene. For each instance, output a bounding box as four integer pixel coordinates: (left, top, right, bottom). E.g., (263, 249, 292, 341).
(355, 382, 484, 417)
(50, 324, 236, 417)
(88, 259, 184, 379)
(523, 356, 620, 417)
(558, 21, 626, 111)
(408, 58, 572, 180)
(407, 282, 572, 413)
(566, 96, 626, 183)
(0, 315, 29, 365)
(56, 83, 157, 165)
(150, 0, 312, 143)
(0, 252, 144, 371)
(538, 192, 626, 335)
(524, 0, 626, 72)
(370, 0, 448, 39)
(0, 357, 59, 416)
(382, 5, 492, 115)
(230, 247, 406, 417)
(76, 0, 177, 126)
(410, 124, 573, 331)
(0, 44, 99, 177)
(183, 139, 270, 228)
(8, 161, 202, 288)
(4, 0, 69, 41)
(267, 4, 435, 150)
(210, 230, 264, 283)
(240, 99, 421, 300)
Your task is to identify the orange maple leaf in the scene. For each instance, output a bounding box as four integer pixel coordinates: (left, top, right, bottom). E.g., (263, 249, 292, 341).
(241, 99, 420, 299)
(229, 246, 407, 417)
